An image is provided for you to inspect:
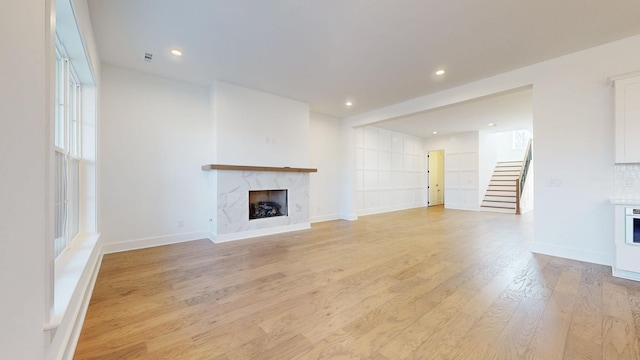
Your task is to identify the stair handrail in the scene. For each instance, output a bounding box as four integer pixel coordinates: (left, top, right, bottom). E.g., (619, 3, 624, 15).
(515, 139, 533, 215)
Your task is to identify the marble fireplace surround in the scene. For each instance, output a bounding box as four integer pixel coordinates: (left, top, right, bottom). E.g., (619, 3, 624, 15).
(202, 164, 317, 242)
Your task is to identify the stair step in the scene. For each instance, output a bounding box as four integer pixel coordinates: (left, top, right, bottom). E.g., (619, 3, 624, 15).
(482, 199, 516, 205)
(481, 201, 516, 209)
(482, 161, 524, 213)
(493, 168, 520, 175)
(489, 180, 517, 186)
(487, 185, 516, 191)
(491, 178, 518, 183)
(483, 195, 516, 202)
(480, 207, 516, 214)
(485, 190, 516, 196)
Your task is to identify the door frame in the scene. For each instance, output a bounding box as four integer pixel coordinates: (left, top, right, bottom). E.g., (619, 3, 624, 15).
(427, 150, 445, 206)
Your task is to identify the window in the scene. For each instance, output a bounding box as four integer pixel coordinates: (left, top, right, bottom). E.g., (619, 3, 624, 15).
(54, 41, 82, 259)
(512, 129, 530, 150)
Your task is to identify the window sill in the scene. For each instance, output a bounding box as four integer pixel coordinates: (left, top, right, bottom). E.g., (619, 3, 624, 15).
(45, 233, 101, 330)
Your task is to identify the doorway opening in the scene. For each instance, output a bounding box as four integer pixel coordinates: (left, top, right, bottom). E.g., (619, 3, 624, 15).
(428, 150, 445, 206)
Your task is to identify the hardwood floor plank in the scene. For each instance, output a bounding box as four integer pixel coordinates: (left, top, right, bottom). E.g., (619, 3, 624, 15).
(73, 207, 640, 360)
(445, 254, 553, 360)
(602, 281, 638, 359)
(563, 265, 605, 360)
(412, 254, 532, 360)
(525, 268, 582, 360)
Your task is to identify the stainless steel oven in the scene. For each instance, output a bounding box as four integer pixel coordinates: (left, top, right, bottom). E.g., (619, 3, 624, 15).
(625, 207, 640, 245)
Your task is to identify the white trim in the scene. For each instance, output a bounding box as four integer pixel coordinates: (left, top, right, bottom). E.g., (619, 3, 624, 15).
(212, 223, 311, 243)
(445, 204, 481, 211)
(310, 213, 342, 223)
(58, 251, 102, 360)
(612, 268, 640, 282)
(358, 204, 425, 217)
(340, 213, 359, 221)
(529, 241, 612, 266)
(609, 70, 640, 86)
(48, 233, 100, 328)
(45, 233, 102, 360)
(102, 231, 210, 254)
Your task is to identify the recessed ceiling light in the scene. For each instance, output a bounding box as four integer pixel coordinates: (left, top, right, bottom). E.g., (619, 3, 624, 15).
(432, 131, 438, 134)
(435, 69, 446, 76)
(170, 49, 183, 56)
(345, 101, 353, 107)
(488, 123, 496, 127)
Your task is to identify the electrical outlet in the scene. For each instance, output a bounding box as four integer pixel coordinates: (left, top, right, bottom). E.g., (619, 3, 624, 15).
(178, 220, 184, 228)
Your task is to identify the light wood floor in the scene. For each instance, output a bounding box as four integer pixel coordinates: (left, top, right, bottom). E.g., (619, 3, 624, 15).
(74, 207, 640, 359)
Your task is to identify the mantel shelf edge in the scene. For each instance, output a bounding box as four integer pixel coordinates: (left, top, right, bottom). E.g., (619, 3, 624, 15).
(202, 164, 317, 173)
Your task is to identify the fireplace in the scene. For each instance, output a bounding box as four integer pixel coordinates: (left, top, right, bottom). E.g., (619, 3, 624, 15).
(249, 189, 288, 220)
(202, 164, 316, 242)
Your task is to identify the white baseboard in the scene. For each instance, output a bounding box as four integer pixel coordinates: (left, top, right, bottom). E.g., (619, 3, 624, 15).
(102, 231, 210, 254)
(340, 213, 358, 221)
(530, 241, 612, 266)
(212, 223, 311, 243)
(613, 268, 640, 282)
(310, 213, 342, 223)
(445, 204, 481, 211)
(358, 204, 424, 217)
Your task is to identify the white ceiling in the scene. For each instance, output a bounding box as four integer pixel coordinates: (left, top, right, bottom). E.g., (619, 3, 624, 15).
(376, 87, 533, 138)
(88, 0, 640, 120)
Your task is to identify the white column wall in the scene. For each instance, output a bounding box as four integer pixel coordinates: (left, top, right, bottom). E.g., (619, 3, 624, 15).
(0, 1, 51, 358)
(309, 113, 344, 222)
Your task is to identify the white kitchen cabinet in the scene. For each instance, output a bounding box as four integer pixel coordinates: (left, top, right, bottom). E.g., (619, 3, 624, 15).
(612, 71, 640, 164)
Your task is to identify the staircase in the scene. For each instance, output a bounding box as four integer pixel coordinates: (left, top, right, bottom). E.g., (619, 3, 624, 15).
(481, 161, 523, 213)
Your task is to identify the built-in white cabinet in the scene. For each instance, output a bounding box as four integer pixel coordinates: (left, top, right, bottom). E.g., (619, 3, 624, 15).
(612, 71, 640, 164)
(612, 202, 640, 281)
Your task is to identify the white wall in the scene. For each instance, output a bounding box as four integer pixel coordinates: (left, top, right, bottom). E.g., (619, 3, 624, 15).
(99, 65, 212, 251)
(212, 81, 310, 168)
(425, 132, 480, 210)
(496, 131, 528, 161)
(530, 40, 622, 264)
(478, 131, 499, 203)
(309, 113, 343, 222)
(0, 1, 51, 358)
(355, 126, 426, 215)
(346, 33, 640, 266)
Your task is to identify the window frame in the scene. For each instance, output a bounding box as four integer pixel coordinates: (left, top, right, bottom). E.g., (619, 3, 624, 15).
(53, 38, 82, 260)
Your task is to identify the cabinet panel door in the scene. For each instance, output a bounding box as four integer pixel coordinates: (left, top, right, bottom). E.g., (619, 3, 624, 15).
(623, 80, 640, 162)
(615, 74, 640, 163)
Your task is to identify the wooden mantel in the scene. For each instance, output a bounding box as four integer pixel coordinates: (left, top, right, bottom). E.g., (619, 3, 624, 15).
(202, 164, 317, 173)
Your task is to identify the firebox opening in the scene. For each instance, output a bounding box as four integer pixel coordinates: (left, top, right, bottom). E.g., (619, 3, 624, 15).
(249, 189, 288, 220)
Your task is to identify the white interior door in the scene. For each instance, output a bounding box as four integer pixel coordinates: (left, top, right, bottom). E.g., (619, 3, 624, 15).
(428, 150, 445, 206)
